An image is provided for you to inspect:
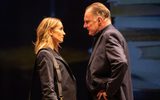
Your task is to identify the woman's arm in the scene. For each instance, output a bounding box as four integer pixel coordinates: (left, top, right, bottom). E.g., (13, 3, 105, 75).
(37, 51, 58, 100)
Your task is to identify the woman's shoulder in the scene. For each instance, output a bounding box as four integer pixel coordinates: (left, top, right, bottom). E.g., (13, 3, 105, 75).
(36, 48, 53, 59)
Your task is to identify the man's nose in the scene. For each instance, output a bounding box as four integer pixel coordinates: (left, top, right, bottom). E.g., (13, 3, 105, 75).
(83, 23, 87, 28)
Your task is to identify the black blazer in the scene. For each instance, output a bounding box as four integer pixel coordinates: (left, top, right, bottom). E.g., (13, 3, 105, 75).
(30, 48, 77, 100)
(86, 24, 133, 100)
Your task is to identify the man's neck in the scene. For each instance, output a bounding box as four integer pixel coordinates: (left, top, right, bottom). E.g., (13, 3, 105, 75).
(99, 19, 111, 32)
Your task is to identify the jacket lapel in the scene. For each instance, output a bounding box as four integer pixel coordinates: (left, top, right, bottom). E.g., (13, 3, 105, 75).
(88, 34, 103, 66)
(88, 25, 111, 66)
(52, 50, 76, 80)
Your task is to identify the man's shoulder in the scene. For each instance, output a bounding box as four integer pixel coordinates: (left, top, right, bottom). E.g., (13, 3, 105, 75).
(103, 24, 121, 34)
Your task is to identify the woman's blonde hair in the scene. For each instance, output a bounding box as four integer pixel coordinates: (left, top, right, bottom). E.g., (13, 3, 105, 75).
(34, 17, 60, 54)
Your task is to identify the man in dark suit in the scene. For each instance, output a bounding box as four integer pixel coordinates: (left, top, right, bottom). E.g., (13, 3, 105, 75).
(83, 2, 134, 100)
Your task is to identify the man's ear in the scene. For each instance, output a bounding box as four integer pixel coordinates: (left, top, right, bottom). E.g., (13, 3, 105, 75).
(97, 16, 103, 25)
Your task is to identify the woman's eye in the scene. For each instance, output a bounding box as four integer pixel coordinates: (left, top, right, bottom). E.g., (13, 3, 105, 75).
(60, 27, 63, 30)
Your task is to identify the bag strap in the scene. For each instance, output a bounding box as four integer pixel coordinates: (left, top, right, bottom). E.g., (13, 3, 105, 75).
(42, 49, 63, 100)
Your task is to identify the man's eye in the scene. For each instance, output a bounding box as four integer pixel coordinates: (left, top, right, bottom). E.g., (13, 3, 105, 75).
(85, 21, 89, 24)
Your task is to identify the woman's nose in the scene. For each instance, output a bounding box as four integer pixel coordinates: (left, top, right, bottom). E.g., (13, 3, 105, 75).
(63, 31, 66, 35)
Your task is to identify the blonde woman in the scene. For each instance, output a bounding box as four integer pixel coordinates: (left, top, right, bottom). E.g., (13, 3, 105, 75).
(29, 17, 77, 100)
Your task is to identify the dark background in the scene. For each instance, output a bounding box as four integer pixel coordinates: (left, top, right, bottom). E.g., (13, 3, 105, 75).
(0, 0, 160, 100)
(0, 0, 98, 99)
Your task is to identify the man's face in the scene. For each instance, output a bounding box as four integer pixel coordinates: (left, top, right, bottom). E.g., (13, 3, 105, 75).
(83, 10, 99, 36)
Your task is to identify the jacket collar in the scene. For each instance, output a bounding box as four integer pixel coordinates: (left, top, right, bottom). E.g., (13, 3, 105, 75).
(88, 24, 113, 65)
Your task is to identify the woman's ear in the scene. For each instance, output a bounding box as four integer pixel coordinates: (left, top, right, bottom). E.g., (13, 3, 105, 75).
(48, 28, 53, 36)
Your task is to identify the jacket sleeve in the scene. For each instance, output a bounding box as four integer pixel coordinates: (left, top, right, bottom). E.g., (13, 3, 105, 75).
(36, 51, 58, 100)
(105, 33, 128, 97)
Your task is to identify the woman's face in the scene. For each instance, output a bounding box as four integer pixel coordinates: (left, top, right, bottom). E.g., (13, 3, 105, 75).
(51, 21, 65, 43)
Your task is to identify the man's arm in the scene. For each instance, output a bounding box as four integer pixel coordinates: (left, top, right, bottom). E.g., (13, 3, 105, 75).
(105, 33, 128, 97)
